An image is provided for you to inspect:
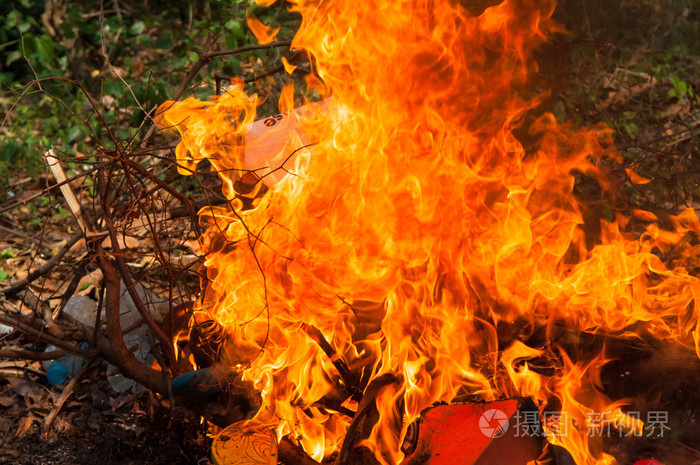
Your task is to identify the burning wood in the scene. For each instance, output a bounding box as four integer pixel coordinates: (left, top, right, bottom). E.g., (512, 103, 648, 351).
(151, 0, 700, 463)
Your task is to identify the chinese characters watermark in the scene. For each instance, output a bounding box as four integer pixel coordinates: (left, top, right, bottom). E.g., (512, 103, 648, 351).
(478, 409, 671, 439)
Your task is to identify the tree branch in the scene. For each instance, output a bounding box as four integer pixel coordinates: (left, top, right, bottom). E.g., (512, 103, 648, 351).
(0, 232, 83, 297)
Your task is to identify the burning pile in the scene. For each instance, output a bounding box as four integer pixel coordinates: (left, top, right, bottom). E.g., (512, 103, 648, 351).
(157, 0, 700, 463)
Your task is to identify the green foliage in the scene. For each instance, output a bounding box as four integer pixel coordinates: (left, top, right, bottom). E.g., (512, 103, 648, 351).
(0, 248, 16, 260)
(668, 74, 694, 101)
(0, 0, 300, 193)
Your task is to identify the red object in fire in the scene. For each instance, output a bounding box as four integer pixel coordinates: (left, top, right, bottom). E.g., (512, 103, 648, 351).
(402, 399, 545, 465)
(633, 460, 663, 465)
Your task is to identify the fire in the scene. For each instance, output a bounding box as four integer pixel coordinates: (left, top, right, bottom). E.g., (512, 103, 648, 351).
(156, 0, 700, 463)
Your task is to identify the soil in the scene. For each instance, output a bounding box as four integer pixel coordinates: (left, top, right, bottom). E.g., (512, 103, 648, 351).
(0, 373, 213, 465)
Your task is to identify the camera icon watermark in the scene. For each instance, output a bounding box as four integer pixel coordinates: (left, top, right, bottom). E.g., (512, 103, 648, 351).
(478, 409, 510, 438)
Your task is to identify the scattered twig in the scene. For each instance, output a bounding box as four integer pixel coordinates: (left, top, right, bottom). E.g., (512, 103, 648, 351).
(44, 148, 90, 235)
(0, 224, 52, 252)
(97, 167, 176, 368)
(0, 348, 66, 361)
(0, 164, 99, 216)
(0, 367, 46, 378)
(336, 374, 400, 465)
(95, 241, 169, 393)
(0, 313, 97, 357)
(204, 40, 292, 60)
(0, 232, 83, 297)
(142, 38, 294, 147)
(53, 255, 91, 321)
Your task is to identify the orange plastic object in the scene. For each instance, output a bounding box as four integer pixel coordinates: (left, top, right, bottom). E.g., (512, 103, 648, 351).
(402, 399, 543, 465)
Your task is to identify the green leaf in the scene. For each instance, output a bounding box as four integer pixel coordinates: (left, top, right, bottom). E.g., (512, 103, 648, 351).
(35, 34, 56, 62)
(66, 125, 83, 143)
(78, 282, 92, 291)
(226, 20, 245, 40)
(0, 248, 16, 260)
(0, 140, 21, 161)
(5, 50, 22, 65)
(0, 269, 9, 282)
(602, 205, 613, 222)
(552, 100, 566, 122)
(131, 20, 146, 35)
(18, 20, 32, 34)
(154, 38, 172, 51)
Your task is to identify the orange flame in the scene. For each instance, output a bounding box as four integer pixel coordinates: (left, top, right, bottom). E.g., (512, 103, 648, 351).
(157, 0, 700, 463)
(246, 10, 280, 45)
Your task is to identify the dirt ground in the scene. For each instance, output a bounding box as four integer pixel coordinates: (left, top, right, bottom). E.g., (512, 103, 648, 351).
(0, 371, 212, 465)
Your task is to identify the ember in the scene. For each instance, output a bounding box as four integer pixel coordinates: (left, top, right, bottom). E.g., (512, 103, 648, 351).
(157, 0, 700, 463)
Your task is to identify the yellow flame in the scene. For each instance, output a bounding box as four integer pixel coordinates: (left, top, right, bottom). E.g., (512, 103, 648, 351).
(157, 0, 700, 463)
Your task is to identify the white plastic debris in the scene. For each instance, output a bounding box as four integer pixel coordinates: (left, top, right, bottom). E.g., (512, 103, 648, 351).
(242, 99, 331, 186)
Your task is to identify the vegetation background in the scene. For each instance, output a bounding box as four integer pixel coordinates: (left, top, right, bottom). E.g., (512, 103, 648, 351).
(1, 0, 698, 227)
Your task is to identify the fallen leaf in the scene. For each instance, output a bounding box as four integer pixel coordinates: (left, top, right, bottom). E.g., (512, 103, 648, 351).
(12, 381, 49, 408)
(101, 235, 142, 250)
(0, 391, 17, 407)
(625, 168, 652, 184)
(15, 415, 34, 438)
(631, 209, 659, 222)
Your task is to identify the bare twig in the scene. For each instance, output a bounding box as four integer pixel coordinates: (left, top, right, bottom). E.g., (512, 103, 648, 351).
(336, 374, 400, 465)
(0, 348, 66, 361)
(0, 224, 52, 252)
(205, 40, 292, 60)
(163, 39, 292, 109)
(0, 232, 83, 297)
(0, 314, 97, 357)
(95, 241, 169, 393)
(279, 437, 321, 465)
(44, 148, 90, 234)
(97, 167, 176, 368)
(0, 164, 99, 216)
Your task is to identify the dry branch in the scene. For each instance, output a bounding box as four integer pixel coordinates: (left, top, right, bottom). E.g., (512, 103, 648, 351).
(95, 242, 169, 393)
(0, 348, 66, 361)
(0, 313, 97, 357)
(0, 232, 83, 297)
(279, 437, 322, 465)
(97, 167, 177, 369)
(44, 148, 89, 234)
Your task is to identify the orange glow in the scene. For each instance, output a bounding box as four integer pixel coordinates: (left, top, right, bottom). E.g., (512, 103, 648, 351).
(157, 0, 700, 463)
(624, 168, 652, 185)
(246, 10, 280, 45)
(281, 56, 297, 75)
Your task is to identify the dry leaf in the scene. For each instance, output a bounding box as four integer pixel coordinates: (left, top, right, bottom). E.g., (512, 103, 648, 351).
(0, 391, 17, 407)
(631, 209, 659, 222)
(101, 235, 142, 249)
(625, 168, 652, 185)
(15, 415, 34, 438)
(76, 269, 103, 296)
(12, 380, 49, 408)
